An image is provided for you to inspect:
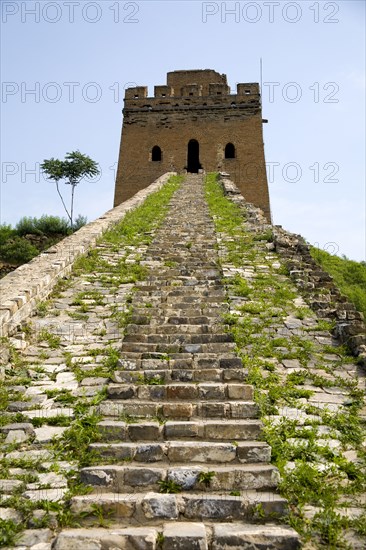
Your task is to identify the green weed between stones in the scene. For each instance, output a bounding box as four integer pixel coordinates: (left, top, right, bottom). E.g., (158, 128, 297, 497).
(198, 470, 216, 488)
(158, 479, 182, 494)
(0, 519, 23, 547)
(37, 328, 61, 349)
(205, 173, 366, 549)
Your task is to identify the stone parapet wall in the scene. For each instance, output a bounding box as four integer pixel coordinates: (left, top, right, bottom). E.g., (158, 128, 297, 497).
(218, 174, 366, 367)
(0, 173, 175, 337)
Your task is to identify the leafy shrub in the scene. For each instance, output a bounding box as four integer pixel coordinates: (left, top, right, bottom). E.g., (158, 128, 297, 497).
(0, 215, 87, 272)
(16, 215, 71, 236)
(0, 224, 16, 245)
(34, 215, 71, 235)
(0, 237, 39, 263)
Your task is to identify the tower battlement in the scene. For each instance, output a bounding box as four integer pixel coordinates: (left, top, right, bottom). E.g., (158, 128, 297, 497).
(114, 69, 270, 219)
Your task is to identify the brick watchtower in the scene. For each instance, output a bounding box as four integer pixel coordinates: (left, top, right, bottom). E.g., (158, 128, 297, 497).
(114, 69, 271, 220)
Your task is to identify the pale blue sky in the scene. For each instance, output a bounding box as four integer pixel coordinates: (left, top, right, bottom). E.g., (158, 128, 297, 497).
(1, 0, 365, 260)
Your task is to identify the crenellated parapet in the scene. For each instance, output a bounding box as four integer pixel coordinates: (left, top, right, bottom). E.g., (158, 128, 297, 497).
(123, 70, 260, 113)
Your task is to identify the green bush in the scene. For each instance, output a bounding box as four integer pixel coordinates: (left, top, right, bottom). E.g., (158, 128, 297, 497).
(0, 224, 16, 245)
(0, 237, 39, 264)
(16, 215, 71, 236)
(0, 215, 87, 270)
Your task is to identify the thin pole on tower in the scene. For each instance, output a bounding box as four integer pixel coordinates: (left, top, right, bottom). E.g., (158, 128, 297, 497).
(260, 57, 263, 95)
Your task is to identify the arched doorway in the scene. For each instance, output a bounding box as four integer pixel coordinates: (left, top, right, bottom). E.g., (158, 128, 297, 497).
(187, 139, 202, 173)
(225, 142, 236, 159)
(151, 145, 162, 161)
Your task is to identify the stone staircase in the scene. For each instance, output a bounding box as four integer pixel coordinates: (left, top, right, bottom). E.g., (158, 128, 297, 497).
(53, 175, 299, 549)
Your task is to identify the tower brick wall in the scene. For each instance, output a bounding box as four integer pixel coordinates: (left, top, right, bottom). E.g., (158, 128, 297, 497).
(114, 69, 271, 220)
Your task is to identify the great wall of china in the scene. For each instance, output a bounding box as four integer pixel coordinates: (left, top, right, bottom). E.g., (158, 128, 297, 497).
(0, 172, 365, 549)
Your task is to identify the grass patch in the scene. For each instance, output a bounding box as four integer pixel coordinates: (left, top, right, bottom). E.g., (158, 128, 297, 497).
(311, 247, 366, 319)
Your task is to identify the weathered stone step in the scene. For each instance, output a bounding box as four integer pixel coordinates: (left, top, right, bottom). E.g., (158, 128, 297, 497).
(115, 352, 242, 369)
(120, 342, 236, 354)
(90, 437, 265, 464)
(107, 383, 253, 401)
(134, 285, 225, 295)
(211, 523, 300, 549)
(143, 279, 221, 289)
(129, 314, 221, 326)
(97, 400, 259, 420)
(152, 270, 223, 279)
(53, 523, 300, 550)
(112, 367, 246, 384)
(132, 306, 225, 316)
(134, 280, 224, 289)
(97, 420, 266, 446)
(80, 463, 279, 493)
(70, 491, 288, 522)
(123, 333, 233, 344)
(125, 323, 222, 335)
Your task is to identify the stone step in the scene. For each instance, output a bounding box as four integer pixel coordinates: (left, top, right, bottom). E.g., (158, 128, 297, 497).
(97, 420, 266, 447)
(122, 333, 233, 344)
(133, 286, 225, 296)
(106, 383, 253, 401)
(80, 463, 280, 493)
(115, 354, 243, 370)
(90, 437, 265, 463)
(145, 271, 222, 280)
(120, 342, 236, 354)
(97, 400, 259, 420)
(70, 491, 288, 523)
(125, 324, 220, 336)
(131, 307, 226, 318)
(132, 299, 226, 308)
(210, 523, 301, 549)
(143, 279, 222, 289)
(53, 523, 300, 549)
(129, 314, 221, 326)
(112, 367, 247, 384)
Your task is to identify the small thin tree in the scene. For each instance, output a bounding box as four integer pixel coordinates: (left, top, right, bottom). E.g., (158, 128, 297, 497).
(41, 151, 100, 229)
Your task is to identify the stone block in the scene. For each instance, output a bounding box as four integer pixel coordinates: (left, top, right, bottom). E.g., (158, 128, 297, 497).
(163, 522, 208, 550)
(199, 384, 225, 400)
(135, 444, 165, 463)
(71, 494, 136, 518)
(183, 496, 243, 520)
(163, 403, 192, 419)
(167, 467, 202, 490)
(53, 528, 158, 550)
(142, 492, 178, 519)
(107, 384, 136, 399)
(97, 420, 127, 441)
(80, 468, 114, 488)
(219, 358, 243, 369)
(128, 422, 161, 441)
(237, 442, 271, 463)
(168, 442, 236, 463)
(164, 421, 202, 439)
(167, 385, 198, 400)
(124, 467, 163, 487)
(227, 384, 253, 400)
(212, 524, 300, 549)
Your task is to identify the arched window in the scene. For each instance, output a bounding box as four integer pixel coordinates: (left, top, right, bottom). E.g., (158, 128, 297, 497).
(152, 146, 162, 162)
(225, 143, 236, 159)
